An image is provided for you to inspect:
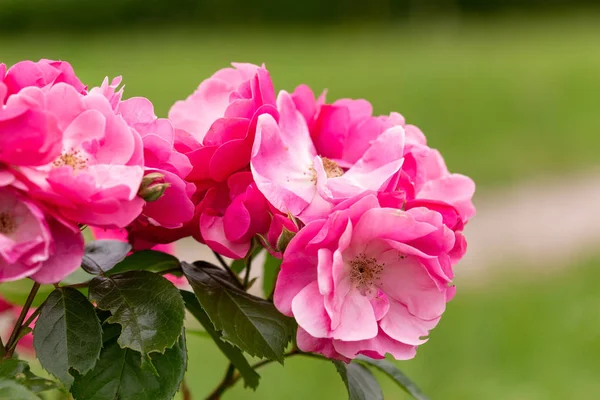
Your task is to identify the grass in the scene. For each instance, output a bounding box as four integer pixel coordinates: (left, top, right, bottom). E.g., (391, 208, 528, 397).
(182, 254, 600, 399)
(2, 14, 600, 187)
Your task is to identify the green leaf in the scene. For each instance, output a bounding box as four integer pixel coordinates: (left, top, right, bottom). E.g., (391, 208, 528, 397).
(81, 240, 132, 275)
(356, 356, 430, 400)
(262, 253, 282, 298)
(182, 290, 260, 389)
(333, 360, 383, 400)
(89, 270, 185, 370)
(108, 250, 180, 276)
(230, 259, 245, 273)
(33, 288, 102, 388)
(71, 330, 187, 400)
(0, 379, 39, 400)
(182, 261, 295, 363)
(0, 359, 58, 393)
(0, 280, 54, 308)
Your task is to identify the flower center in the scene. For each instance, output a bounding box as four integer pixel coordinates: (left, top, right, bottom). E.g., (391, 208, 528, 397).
(349, 253, 384, 296)
(322, 157, 344, 178)
(53, 149, 88, 170)
(0, 211, 16, 235)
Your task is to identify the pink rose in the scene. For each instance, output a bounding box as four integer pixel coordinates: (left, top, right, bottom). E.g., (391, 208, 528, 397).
(274, 193, 457, 361)
(251, 91, 405, 223)
(169, 62, 277, 185)
(1, 59, 86, 102)
(0, 175, 84, 284)
(87, 78, 196, 245)
(291, 84, 475, 226)
(165, 63, 279, 258)
(12, 83, 145, 228)
(197, 172, 271, 259)
(397, 144, 476, 226)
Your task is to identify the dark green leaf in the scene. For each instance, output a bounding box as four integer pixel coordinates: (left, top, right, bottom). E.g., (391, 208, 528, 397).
(356, 356, 430, 400)
(262, 253, 282, 298)
(81, 240, 132, 275)
(108, 250, 180, 276)
(0, 359, 58, 393)
(182, 262, 295, 363)
(71, 330, 187, 400)
(230, 259, 245, 274)
(33, 288, 102, 388)
(0, 379, 39, 400)
(333, 360, 383, 400)
(0, 280, 54, 308)
(89, 271, 185, 369)
(182, 290, 260, 389)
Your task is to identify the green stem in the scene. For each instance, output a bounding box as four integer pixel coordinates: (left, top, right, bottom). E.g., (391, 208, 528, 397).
(212, 251, 243, 289)
(5, 281, 40, 357)
(243, 253, 252, 289)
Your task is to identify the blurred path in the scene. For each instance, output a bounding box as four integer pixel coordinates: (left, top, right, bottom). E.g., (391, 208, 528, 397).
(458, 167, 600, 284)
(175, 167, 600, 286)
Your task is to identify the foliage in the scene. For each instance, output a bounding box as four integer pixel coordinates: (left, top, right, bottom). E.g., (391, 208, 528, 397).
(0, 240, 427, 399)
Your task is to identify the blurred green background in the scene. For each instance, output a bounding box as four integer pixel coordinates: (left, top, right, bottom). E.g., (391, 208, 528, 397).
(2, 1, 600, 399)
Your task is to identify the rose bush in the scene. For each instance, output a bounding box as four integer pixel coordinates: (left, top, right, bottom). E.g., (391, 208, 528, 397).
(0, 58, 474, 400)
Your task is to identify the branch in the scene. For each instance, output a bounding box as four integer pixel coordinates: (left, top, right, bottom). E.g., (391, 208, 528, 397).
(5, 281, 40, 357)
(205, 363, 236, 400)
(204, 349, 328, 399)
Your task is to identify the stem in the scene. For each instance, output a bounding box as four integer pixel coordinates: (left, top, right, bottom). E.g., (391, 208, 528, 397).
(205, 349, 327, 399)
(64, 281, 90, 289)
(181, 378, 192, 400)
(205, 363, 236, 400)
(0, 332, 5, 357)
(212, 251, 243, 289)
(243, 253, 252, 289)
(21, 305, 43, 331)
(5, 282, 40, 357)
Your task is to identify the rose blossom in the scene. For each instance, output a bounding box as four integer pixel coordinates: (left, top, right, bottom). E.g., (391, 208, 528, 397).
(89, 78, 196, 245)
(166, 63, 281, 258)
(0, 171, 84, 284)
(274, 193, 457, 361)
(251, 90, 405, 223)
(1, 59, 86, 100)
(0, 60, 88, 167)
(169, 62, 277, 184)
(10, 83, 146, 228)
(291, 84, 475, 225)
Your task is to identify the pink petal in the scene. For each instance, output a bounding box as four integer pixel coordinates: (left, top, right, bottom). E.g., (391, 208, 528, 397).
(251, 113, 315, 215)
(379, 299, 440, 346)
(351, 208, 437, 248)
(333, 329, 417, 361)
(31, 219, 84, 284)
(291, 281, 331, 338)
(200, 214, 249, 259)
(274, 220, 325, 315)
(377, 252, 447, 320)
(330, 288, 378, 342)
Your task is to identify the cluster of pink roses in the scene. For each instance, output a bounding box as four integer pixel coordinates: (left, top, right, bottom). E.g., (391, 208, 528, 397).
(0, 59, 474, 362)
